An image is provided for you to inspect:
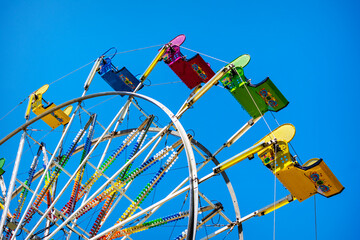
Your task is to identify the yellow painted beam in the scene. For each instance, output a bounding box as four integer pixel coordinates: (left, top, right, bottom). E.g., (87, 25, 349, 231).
(257, 195, 295, 216)
(214, 142, 267, 173)
(141, 45, 168, 81)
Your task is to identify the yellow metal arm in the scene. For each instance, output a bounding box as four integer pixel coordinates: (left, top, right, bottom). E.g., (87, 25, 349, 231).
(213, 141, 270, 174)
(140, 45, 168, 82)
(257, 194, 295, 216)
(214, 124, 296, 174)
(25, 94, 34, 120)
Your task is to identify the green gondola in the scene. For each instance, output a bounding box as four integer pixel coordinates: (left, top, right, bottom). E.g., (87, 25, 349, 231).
(220, 54, 289, 118)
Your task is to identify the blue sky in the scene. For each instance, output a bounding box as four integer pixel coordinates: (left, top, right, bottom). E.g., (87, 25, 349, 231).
(0, 0, 359, 239)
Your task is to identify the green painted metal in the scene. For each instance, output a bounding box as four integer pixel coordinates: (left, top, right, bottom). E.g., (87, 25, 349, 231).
(0, 158, 5, 176)
(220, 54, 289, 118)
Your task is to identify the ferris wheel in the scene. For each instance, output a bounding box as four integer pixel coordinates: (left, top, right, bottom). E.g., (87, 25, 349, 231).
(0, 35, 344, 240)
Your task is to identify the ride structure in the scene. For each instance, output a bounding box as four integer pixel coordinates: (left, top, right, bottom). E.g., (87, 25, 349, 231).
(0, 34, 343, 240)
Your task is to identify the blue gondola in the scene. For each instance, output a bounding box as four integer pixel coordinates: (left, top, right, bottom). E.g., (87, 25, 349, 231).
(98, 57, 141, 92)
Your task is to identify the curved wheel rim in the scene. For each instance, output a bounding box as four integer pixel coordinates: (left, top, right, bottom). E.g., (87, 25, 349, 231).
(0, 91, 243, 240)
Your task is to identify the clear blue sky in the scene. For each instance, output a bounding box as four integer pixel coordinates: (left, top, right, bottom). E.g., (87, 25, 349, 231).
(0, 0, 359, 239)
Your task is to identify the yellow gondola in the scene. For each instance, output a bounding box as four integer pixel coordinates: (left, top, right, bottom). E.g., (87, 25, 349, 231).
(214, 124, 344, 202)
(256, 124, 344, 202)
(30, 84, 73, 129)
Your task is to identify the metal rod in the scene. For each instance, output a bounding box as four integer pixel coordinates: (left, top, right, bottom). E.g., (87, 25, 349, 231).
(0, 92, 171, 146)
(0, 130, 27, 235)
(256, 194, 294, 216)
(226, 117, 261, 147)
(69, 112, 127, 240)
(200, 224, 234, 240)
(139, 44, 168, 82)
(84, 160, 143, 211)
(198, 192, 232, 224)
(189, 67, 228, 105)
(11, 58, 100, 239)
(25, 104, 128, 239)
(131, 99, 159, 128)
(52, 160, 73, 178)
(113, 135, 172, 230)
(13, 109, 75, 239)
(80, 105, 106, 131)
(84, 57, 102, 90)
(31, 206, 89, 239)
(77, 102, 130, 217)
(97, 105, 128, 170)
(15, 179, 47, 205)
(99, 184, 128, 230)
(135, 145, 220, 227)
(88, 172, 214, 240)
(1, 91, 198, 240)
(108, 43, 167, 143)
(46, 125, 171, 239)
(48, 92, 199, 239)
(0, 92, 35, 235)
(213, 141, 267, 173)
(180, 205, 223, 240)
(213, 117, 261, 158)
(176, 66, 230, 118)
